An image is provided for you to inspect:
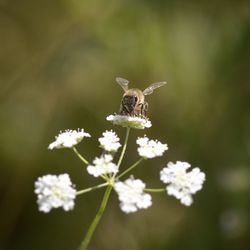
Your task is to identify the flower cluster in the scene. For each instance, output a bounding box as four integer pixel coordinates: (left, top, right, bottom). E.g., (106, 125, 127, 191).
(48, 129, 90, 149)
(114, 177, 152, 213)
(160, 161, 206, 206)
(106, 114, 152, 129)
(35, 126, 206, 214)
(87, 154, 118, 177)
(98, 130, 121, 152)
(136, 136, 168, 158)
(34, 174, 76, 213)
(35, 111, 206, 220)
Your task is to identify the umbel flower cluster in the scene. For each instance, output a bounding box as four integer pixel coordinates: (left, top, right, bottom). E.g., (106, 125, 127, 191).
(34, 114, 206, 249)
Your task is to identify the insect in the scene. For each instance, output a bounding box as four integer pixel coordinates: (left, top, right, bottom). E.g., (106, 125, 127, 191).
(116, 77, 166, 117)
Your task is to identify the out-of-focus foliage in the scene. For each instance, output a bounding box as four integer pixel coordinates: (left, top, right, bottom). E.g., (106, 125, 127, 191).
(0, 0, 250, 249)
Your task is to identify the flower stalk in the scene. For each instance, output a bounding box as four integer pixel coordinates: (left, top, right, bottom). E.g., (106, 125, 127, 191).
(72, 147, 89, 165)
(117, 158, 144, 179)
(144, 188, 165, 193)
(76, 183, 108, 196)
(117, 127, 130, 168)
(79, 127, 131, 249)
(79, 185, 113, 250)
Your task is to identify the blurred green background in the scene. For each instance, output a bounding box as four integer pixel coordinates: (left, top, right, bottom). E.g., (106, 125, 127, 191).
(0, 0, 250, 249)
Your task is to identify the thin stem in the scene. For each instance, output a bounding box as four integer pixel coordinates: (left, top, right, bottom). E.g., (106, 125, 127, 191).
(144, 188, 165, 193)
(116, 158, 144, 179)
(76, 183, 108, 196)
(78, 127, 130, 249)
(79, 185, 113, 250)
(72, 147, 89, 165)
(117, 127, 130, 168)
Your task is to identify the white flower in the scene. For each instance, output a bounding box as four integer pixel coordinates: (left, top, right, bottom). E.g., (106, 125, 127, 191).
(136, 136, 168, 158)
(48, 129, 91, 149)
(98, 130, 121, 152)
(87, 154, 118, 177)
(114, 177, 152, 213)
(106, 114, 152, 129)
(34, 174, 76, 213)
(160, 161, 206, 206)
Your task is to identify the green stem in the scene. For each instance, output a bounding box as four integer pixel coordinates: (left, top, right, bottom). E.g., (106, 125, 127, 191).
(117, 127, 130, 168)
(144, 188, 165, 193)
(116, 158, 144, 179)
(76, 183, 108, 196)
(79, 185, 113, 250)
(72, 147, 89, 165)
(78, 127, 130, 249)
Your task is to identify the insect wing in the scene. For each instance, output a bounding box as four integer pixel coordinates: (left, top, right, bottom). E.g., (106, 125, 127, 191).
(116, 77, 129, 91)
(143, 81, 167, 95)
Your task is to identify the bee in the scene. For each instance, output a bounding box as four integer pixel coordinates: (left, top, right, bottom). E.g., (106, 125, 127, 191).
(116, 77, 166, 117)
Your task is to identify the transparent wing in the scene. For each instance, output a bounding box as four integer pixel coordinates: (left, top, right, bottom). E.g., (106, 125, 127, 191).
(143, 81, 167, 95)
(116, 77, 129, 92)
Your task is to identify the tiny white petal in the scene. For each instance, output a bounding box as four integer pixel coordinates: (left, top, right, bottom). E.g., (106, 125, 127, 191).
(114, 177, 152, 213)
(34, 174, 76, 213)
(98, 130, 121, 152)
(48, 129, 91, 149)
(87, 154, 118, 177)
(160, 161, 206, 206)
(180, 194, 193, 206)
(136, 136, 168, 159)
(107, 114, 152, 130)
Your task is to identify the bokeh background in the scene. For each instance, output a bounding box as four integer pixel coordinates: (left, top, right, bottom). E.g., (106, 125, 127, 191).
(1, 0, 250, 249)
